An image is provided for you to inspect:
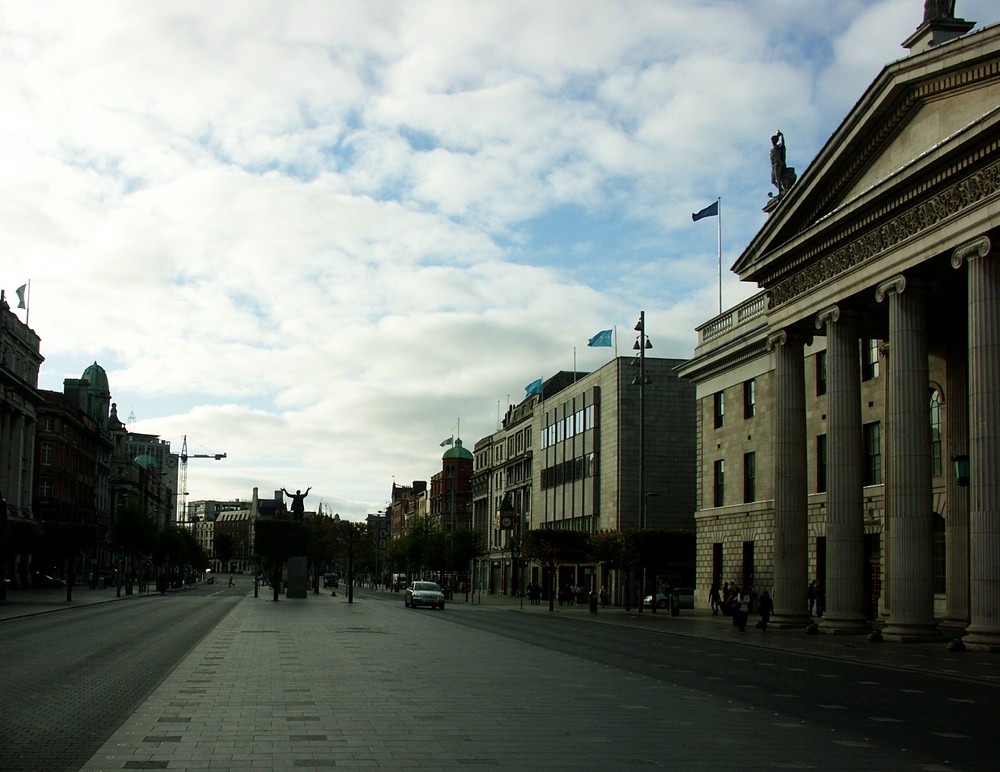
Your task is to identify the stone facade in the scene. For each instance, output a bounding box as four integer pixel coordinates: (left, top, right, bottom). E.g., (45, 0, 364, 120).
(679, 14, 1000, 645)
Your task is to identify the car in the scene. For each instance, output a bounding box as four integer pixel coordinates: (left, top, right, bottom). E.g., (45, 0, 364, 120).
(404, 581, 446, 609)
(323, 573, 340, 589)
(32, 573, 67, 589)
(643, 588, 695, 609)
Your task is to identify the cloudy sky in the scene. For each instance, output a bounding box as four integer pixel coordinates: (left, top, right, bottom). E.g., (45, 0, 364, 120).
(3, 1, 994, 519)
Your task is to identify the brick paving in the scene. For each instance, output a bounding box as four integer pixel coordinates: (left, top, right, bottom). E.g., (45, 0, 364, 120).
(1, 587, 979, 770)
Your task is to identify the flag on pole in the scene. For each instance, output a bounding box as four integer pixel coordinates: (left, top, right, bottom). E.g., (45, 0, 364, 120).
(588, 329, 613, 347)
(439, 436, 454, 447)
(691, 201, 719, 221)
(525, 378, 543, 396)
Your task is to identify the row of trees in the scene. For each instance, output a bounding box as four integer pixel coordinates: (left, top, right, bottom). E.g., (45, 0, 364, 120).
(518, 527, 694, 611)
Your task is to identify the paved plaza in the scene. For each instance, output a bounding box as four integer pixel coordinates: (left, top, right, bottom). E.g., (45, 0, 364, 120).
(5, 587, 999, 770)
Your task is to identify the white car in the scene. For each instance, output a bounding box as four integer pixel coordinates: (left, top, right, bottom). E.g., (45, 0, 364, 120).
(405, 581, 446, 609)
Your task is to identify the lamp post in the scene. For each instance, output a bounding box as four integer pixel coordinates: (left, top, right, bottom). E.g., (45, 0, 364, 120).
(333, 514, 355, 604)
(632, 312, 652, 614)
(497, 492, 516, 600)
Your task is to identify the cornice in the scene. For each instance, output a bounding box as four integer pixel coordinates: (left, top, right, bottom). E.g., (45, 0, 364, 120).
(767, 155, 1000, 310)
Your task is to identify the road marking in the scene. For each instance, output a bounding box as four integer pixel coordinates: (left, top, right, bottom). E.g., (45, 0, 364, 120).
(869, 717, 902, 723)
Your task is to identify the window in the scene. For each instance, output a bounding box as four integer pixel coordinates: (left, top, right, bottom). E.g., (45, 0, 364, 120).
(817, 434, 828, 494)
(40, 442, 54, 466)
(743, 452, 756, 503)
(39, 479, 53, 500)
(713, 391, 725, 429)
(713, 459, 725, 507)
(743, 379, 756, 419)
(930, 389, 943, 476)
(862, 338, 881, 381)
(864, 422, 882, 486)
(816, 350, 827, 396)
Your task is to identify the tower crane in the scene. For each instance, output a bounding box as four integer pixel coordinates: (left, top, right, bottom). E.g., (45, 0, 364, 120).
(179, 435, 227, 522)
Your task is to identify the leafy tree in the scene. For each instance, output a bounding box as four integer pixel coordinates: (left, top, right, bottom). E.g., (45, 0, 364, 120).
(214, 532, 236, 573)
(254, 518, 309, 600)
(520, 529, 590, 611)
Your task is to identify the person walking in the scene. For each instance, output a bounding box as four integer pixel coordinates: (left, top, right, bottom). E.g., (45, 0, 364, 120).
(808, 580, 817, 615)
(757, 589, 774, 631)
(731, 592, 748, 632)
(709, 582, 721, 616)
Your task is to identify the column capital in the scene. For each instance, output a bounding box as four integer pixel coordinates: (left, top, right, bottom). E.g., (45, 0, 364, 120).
(951, 235, 993, 269)
(767, 327, 812, 351)
(815, 304, 862, 330)
(875, 274, 907, 303)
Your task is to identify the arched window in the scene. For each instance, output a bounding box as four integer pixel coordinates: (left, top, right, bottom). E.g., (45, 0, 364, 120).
(930, 388, 943, 476)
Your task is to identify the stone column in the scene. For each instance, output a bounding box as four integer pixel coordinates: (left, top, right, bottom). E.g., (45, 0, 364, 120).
(952, 236, 1000, 650)
(876, 275, 937, 641)
(816, 306, 869, 633)
(767, 329, 811, 626)
(941, 326, 969, 632)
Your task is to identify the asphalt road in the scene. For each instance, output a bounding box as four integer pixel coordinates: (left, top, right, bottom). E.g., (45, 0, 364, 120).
(0, 584, 244, 771)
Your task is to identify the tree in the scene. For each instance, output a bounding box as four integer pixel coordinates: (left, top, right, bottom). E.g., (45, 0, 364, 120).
(520, 529, 590, 611)
(214, 532, 236, 573)
(254, 518, 309, 601)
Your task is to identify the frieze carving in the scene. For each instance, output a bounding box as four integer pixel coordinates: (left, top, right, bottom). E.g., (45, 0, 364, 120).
(768, 159, 1000, 309)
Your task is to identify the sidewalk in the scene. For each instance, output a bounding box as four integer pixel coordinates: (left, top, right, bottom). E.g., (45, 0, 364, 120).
(0, 584, 170, 621)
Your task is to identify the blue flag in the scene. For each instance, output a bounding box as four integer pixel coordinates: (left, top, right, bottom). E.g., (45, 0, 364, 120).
(692, 201, 719, 221)
(15, 284, 27, 309)
(525, 378, 543, 396)
(588, 329, 613, 347)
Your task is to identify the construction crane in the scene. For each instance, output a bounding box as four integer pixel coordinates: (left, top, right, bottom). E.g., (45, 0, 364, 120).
(179, 435, 227, 523)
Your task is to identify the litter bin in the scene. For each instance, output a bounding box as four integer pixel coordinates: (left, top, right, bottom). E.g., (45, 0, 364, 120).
(589, 591, 598, 613)
(670, 591, 679, 617)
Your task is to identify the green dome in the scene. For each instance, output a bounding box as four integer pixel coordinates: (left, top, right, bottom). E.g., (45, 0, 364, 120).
(82, 361, 109, 394)
(442, 437, 473, 461)
(134, 454, 158, 470)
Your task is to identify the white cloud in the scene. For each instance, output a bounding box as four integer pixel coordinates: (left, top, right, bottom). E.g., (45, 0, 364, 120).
(5, 0, 994, 516)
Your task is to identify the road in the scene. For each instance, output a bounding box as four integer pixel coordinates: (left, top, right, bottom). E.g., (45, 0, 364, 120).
(0, 583, 244, 771)
(3, 585, 999, 770)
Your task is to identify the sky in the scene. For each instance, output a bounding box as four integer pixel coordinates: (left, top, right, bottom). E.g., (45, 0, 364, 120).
(3, 1, 995, 520)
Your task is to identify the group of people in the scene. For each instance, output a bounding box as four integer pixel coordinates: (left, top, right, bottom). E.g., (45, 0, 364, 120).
(708, 581, 773, 632)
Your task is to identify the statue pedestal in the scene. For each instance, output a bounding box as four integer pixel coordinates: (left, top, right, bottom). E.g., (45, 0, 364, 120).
(286, 555, 308, 598)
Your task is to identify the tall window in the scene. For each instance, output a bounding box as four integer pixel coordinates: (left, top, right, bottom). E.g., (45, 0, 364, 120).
(40, 442, 54, 466)
(743, 379, 756, 419)
(817, 434, 828, 493)
(930, 388, 943, 476)
(862, 338, 881, 381)
(713, 459, 725, 507)
(743, 452, 756, 503)
(816, 350, 827, 396)
(864, 422, 882, 486)
(713, 391, 725, 429)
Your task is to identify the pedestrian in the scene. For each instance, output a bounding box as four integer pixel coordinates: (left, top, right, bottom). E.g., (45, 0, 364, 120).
(808, 580, 816, 615)
(757, 589, 773, 631)
(599, 586, 609, 608)
(228, 574, 234, 587)
(815, 583, 826, 618)
(709, 582, 721, 616)
(731, 592, 748, 631)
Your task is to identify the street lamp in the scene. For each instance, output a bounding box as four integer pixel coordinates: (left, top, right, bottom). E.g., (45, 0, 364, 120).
(632, 312, 652, 614)
(333, 514, 355, 604)
(497, 492, 517, 600)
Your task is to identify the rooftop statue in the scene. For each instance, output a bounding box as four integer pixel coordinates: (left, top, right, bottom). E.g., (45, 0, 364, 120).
(282, 486, 311, 521)
(924, 1, 956, 22)
(769, 130, 797, 198)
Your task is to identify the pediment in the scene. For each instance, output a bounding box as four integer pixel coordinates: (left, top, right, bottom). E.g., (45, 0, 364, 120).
(734, 22, 1000, 286)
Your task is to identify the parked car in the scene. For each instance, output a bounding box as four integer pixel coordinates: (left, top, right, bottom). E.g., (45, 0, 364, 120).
(32, 573, 67, 589)
(643, 588, 694, 610)
(323, 573, 340, 589)
(404, 581, 446, 609)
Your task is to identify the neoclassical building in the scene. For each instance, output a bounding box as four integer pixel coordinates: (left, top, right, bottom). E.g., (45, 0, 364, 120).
(679, 10, 1000, 647)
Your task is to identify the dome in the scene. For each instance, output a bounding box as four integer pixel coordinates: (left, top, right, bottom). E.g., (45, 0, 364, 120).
(82, 361, 109, 394)
(442, 437, 473, 461)
(134, 454, 158, 470)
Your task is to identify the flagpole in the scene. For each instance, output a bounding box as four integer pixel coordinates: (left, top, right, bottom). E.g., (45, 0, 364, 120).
(716, 198, 722, 314)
